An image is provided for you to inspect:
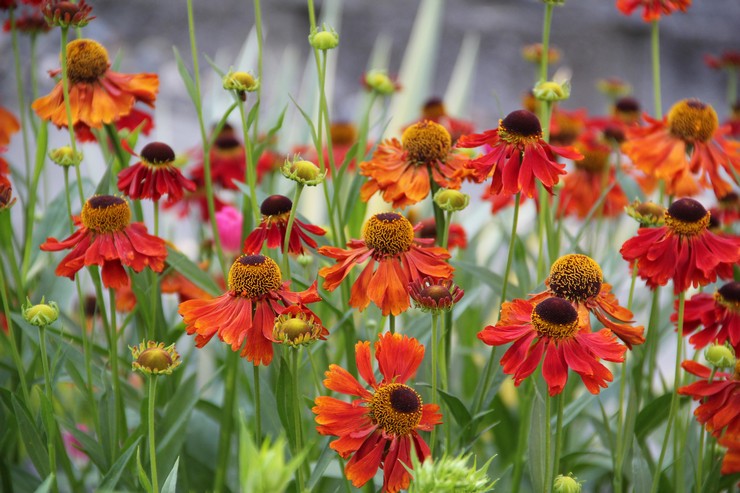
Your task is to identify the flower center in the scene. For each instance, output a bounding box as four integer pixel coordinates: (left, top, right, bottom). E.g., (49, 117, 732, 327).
(140, 142, 175, 166)
(370, 383, 423, 436)
(716, 281, 740, 312)
(574, 143, 610, 173)
(227, 254, 282, 298)
(665, 198, 710, 237)
(401, 120, 452, 164)
(214, 135, 242, 155)
(362, 213, 414, 256)
(81, 195, 131, 233)
(614, 97, 641, 125)
(421, 97, 447, 120)
(66, 39, 109, 83)
(330, 122, 357, 146)
(548, 254, 603, 302)
(498, 110, 543, 146)
(667, 99, 718, 143)
(531, 297, 579, 340)
(420, 284, 451, 302)
(260, 194, 292, 217)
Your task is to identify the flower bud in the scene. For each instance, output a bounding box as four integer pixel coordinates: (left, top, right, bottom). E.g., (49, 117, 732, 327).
(49, 146, 83, 167)
(22, 297, 60, 327)
(553, 473, 583, 493)
(705, 343, 735, 369)
(625, 200, 666, 227)
(131, 341, 182, 375)
(364, 70, 397, 95)
(43, 0, 95, 29)
(296, 254, 313, 267)
(273, 306, 326, 348)
(223, 70, 260, 101)
(308, 24, 339, 51)
(281, 157, 325, 186)
(433, 188, 469, 212)
(534, 79, 571, 102)
(407, 452, 496, 493)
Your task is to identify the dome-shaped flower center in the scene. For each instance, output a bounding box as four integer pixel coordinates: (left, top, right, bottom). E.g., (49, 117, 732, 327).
(420, 284, 451, 302)
(548, 254, 603, 302)
(330, 122, 357, 146)
(81, 195, 131, 233)
(136, 347, 173, 372)
(716, 281, 740, 312)
(66, 39, 109, 83)
(141, 142, 175, 166)
(665, 198, 710, 237)
(531, 297, 579, 340)
(214, 135, 242, 154)
(498, 110, 543, 146)
(401, 120, 452, 164)
(227, 254, 282, 298)
(362, 213, 414, 256)
(370, 383, 423, 436)
(260, 194, 292, 217)
(614, 97, 641, 125)
(667, 99, 718, 143)
(422, 98, 447, 120)
(574, 143, 610, 173)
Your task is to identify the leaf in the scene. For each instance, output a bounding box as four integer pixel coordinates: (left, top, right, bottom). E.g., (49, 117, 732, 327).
(12, 394, 49, 478)
(451, 259, 505, 291)
(136, 446, 153, 493)
(307, 438, 336, 490)
(161, 457, 180, 493)
(438, 389, 472, 429)
(527, 383, 547, 493)
(165, 246, 221, 296)
(631, 442, 652, 493)
(635, 393, 672, 439)
(172, 46, 198, 106)
(98, 436, 142, 491)
(33, 475, 54, 493)
(276, 355, 296, 451)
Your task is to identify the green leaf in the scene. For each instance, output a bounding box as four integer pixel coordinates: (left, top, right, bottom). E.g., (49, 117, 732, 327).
(12, 394, 49, 478)
(635, 393, 672, 439)
(33, 475, 54, 493)
(276, 355, 297, 451)
(161, 457, 180, 493)
(165, 246, 221, 296)
(438, 389, 472, 429)
(172, 46, 198, 106)
(527, 383, 547, 493)
(631, 442, 652, 493)
(307, 438, 336, 490)
(451, 259, 505, 291)
(98, 436, 142, 491)
(136, 446, 153, 493)
(246, 100, 261, 129)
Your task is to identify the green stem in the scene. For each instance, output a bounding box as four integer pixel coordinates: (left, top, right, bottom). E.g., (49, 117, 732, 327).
(148, 377, 159, 493)
(21, 120, 47, 284)
(650, 291, 685, 493)
(511, 381, 534, 493)
(645, 288, 662, 397)
(727, 68, 738, 108)
(39, 326, 59, 493)
(0, 261, 31, 405)
(545, 394, 552, 493)
(237, 98, 260, 226)
(213, 350, 239, 493)
(552, 393, 564, 488)
(292, 349, 306, 493)
(651, 21, 663, 118)
(252, 0, 264, 143)
(282, 184, 305, 279)
(441, 211, 452, 250)
(253, 365, 262, 447)
(539, 3, 554, 83)
(430, 313, 439, 452)
(696, 368, 717, 491)
(389, 314, 395, 335)
(153, 201, 159, 237)
(9, 9, 31, 193)
(108, 288, 125, 445)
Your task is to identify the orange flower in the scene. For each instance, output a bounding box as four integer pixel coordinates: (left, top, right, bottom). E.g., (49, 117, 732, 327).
(718, 434, 740, 483)
(117, 142, 196, 203)
(0, 105, 20, 147)
(530, 254, 645, 348)
(622, 99, 740, 198)
(359, 120, 469, 209)
(318, 212, 453, 316)
(75, 107, 153, 143)
(549, 107, 588, 147)
(32, 39, 158, 129)
(178, 254, 322, 366)
(457, 109, 583, 198)
(313, 332, 441, 493)
(616, 0, 691, 22)
(39, 195, 167, 288)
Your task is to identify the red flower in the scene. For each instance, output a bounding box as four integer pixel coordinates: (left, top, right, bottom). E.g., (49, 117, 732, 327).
(616, 0, 691, 22)
(678, 360, 740, 438)
(32, 39, 158, 129)
(75, 107, 153, 143)
(478, 297, 626, 396)
(415, 217, 467, 250)
(620, 198, 740, 293)
(409, 276, 464, 313)
(622, 99, 740, 199)
(39, 195, 167, 288)
(705, 51, 740, 71)
(318, 212, 454, 316)
(178, 254, 321, 366)
(189, 125, 246, 190)
(292, 121, 369, 174)
(417, 97, 475, 144)
(530, 254, 645, 349)
(312, 332, 441, 493)
(673, 281, 740, 352)
(117, 142, 196, 203)
(718, 434, 740, 481)
(0, 105, 20, 147)
(161, 176, 228, 221)
(243, 194, 326, 255)
(360, 121, 469, 209)
(457, 109, 582, 198)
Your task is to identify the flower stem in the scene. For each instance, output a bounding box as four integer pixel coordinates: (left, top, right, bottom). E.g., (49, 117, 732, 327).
(108, 287, 126, 446)
(237, 97, 260, 229)
(539, 3, 554, 83)
(292, 349, 306, 493)
(39, 325, 59, 493)
(213, 350, 239, 493)
(552, 393, 564, 488)
(441, 211, 452, 250)
(0, 260, 30, 405)
(511, 380, 534, 493)
(650, 290, 685, 493)
(148, 376, 159, 493)
(389, 314, 396, 335)
(9, 9, 31, 194)
(282, 183, 305, 279)
(253, 364, 262, 447)
(545, 393, 552, 493)
(651, 21, 663, 118)
(430, 312, 439, 452)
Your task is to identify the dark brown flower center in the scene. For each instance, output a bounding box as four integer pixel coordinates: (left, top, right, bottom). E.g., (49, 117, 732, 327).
(716, 281, 740, 313)
(667, 99, 718, 143)
(136, 348, 173, 372)
(81, 195, 131, 233)
(615, 97, 640, 114)
(422, 97, 447, 120)
(260, 194, 292, 216)
(665, 198, 710, 236)
(531, 297, 579, 340)
(141, 142, 175, 165)
(66, 39, 109, 83)
(548, 254, 603, 302)
(330, 122, 357, 146)
(420, 284, 451, 302)
(228, 254, 282, 298)
(214, 135, 241, 151)
(362, 213, 414, 256)
(370, 383, 423, 436)
(501, 110, 542, 138)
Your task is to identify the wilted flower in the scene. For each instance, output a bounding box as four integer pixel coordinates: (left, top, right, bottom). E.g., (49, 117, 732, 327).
(409, 277, 464, 313)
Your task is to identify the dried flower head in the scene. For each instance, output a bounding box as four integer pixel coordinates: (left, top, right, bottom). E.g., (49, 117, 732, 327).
(22, 297, 60, 326)
(130, 341, 182, 375)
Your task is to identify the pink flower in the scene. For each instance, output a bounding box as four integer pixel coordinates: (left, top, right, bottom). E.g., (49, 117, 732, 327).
(215, 206, 243, 252)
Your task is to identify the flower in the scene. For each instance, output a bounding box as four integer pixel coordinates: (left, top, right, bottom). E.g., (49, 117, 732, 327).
(319, 212, 454, 316)
(49, 146, 83, 167)
(22, 297, 60, 326)
(678, 359, 740, 438)
(40, 195, 167, 289)
(530, 254, 645, 348)
(0, 105, 20, 147)
(223, 70, 260, 101)
(553, 473, 583, 493)
(243, 194, 326, 255)
(549, 107, 588, 147)
(478, 297, 626, 395)
(596, 78, 632, 100)
(711, 191, 740, 228)
(622, 99, 740, 198)
(533, 79, 571, 102)
(522, 43, 561, 65)
(42, 0, 94, 28)
(308, 24, 339, 50)
(312, 332, 442, 493)
(415, 217, 468, 250)
(178, 254, 321, 366)
(0, 178, 17, 211)
(418, 98, 475, 144)
(273, 305, 327, 347)
(117, 142, 196, 203)
(130, 341, 181, 375)
(215, 205, 243, 251)
(32, 39, 158, 129)
(407, 452, 496, 493)
(74, 107, 154, 143)
(433, 188, 469, 212)
(189, 125, 246, 190)
(616, 0, 692, 22)
(675, 281, 740, 352)
(360, 120, 469, 208)
(625, 200, 666, 227)
(718, 434, 740, 482)
(363, 70, 399, 95)
(281, 157, 325, 186)
(3, 11, 52, 35)
(620, 198, 740, 293)
(705, 343, 736, 369)
(705, 51, 740, 71)
(409, 277, 464, 313)
(457, 109, 582, 198)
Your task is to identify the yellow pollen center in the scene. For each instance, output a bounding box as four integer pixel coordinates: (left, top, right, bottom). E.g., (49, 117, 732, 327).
(401, 121, 452, 164)
(362, 213, 414, 257)
(665, 211, 710, 237)
(667, 99, 718, 143)
(574, 145, 610, 173)
(370, 383, 423, 436)
(81, 197, 131, 233)
(227, 255, 282, 298)
(548, 254, 603, 302)
(65, 39, 109, 83)
(531, 306, 579, 340)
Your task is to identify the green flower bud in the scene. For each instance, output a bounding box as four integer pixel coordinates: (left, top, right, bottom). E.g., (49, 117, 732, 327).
(22, 298, 60, 327)
(433, 188, 470, 212)
(281, 157, 325, 186)
(364, 70, 397, 95)
(407, 452, 497, 493)
(131, 341, 182, 376)
(49, 146, 83, 167)
(533, 79, 571, 102)
(223, 70, 260, 101)
(625, 200, 666, 227)
(705, 343, 735, 369)
(308, 24, 339, 51)
(553, 473, 583, 493)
